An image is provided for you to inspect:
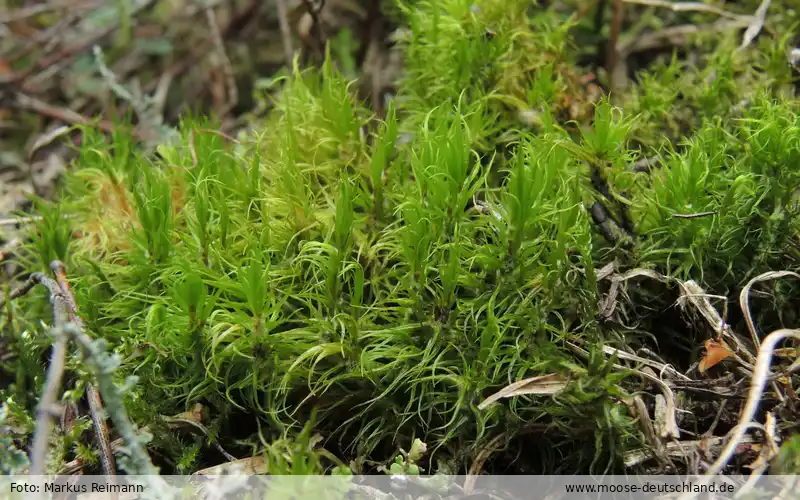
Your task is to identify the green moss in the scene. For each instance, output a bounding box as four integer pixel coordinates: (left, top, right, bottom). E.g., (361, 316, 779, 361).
(3, 0, 799, 476)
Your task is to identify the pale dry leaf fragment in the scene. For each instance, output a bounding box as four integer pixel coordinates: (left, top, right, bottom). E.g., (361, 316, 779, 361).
(478, 373, 569, 410)
(27, 125, 72, 160)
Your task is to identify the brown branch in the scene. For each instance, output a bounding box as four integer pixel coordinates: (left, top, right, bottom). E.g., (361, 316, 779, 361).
(622, 0, 744, 19)
(87, 384, 117, 477)
(0, 0, 102, 24)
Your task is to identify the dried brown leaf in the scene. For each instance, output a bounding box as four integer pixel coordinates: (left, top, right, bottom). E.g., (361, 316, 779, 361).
(699, 339, 734, 373)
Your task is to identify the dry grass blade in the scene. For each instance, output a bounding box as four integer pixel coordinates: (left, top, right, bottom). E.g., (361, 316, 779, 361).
(477, 373, 570, 410)
(671, 211, 716, 219)
(611, 268, 670, 283)
(275, 0, 296, 67)
(636, 369, 680, 439)
(739, 270, 800, 348)
(737, 411, 779, 495)
(27, 125, 73, 160)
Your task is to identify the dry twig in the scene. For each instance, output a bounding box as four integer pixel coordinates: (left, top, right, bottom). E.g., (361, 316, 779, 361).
(50, 261, 117, 478)
(739, 0, 772, 50)
(607, 0, 625, 91)
(29, 336, 69, 477)
(22, 271, 72, 476)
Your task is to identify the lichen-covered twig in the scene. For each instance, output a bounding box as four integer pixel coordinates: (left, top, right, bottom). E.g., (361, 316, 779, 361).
(50, 261, 117, 477)
(14, 262, 119, 480)
(29, 337, 68, 477)
(60, 322, 162, 478)
(24, 271, 72, 476)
